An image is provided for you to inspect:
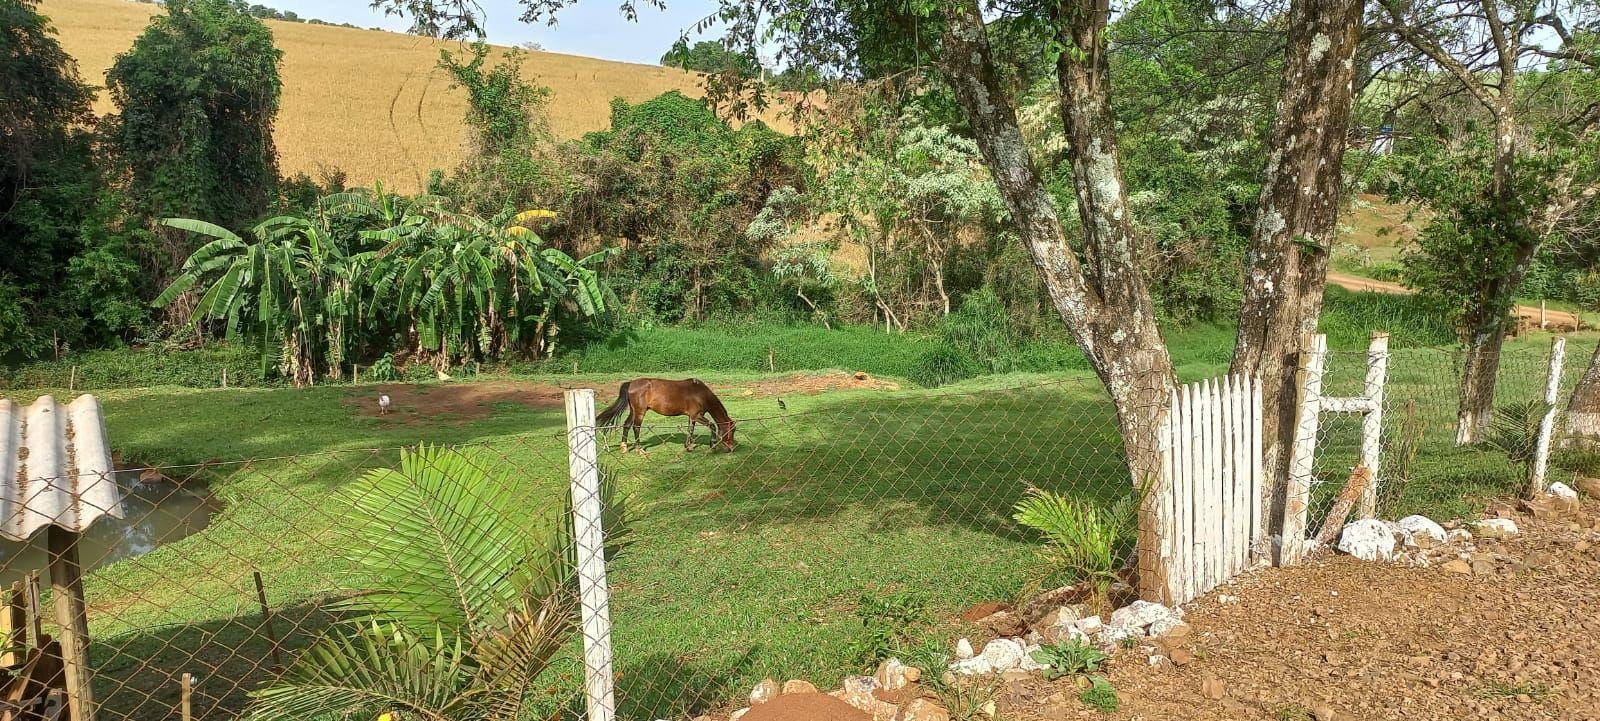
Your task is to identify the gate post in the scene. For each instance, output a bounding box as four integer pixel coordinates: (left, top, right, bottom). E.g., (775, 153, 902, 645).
(1356, 332, 1390, 518)
(1280, 333, 1326, 566)
(1528, 336, 1567, 497)
(565, 389, 617, 721)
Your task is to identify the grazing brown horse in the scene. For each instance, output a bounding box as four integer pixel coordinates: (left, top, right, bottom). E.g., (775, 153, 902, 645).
(595, 378, 737, 452)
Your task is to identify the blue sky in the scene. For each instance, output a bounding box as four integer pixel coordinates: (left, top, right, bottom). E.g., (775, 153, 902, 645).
(266, 0, 725, 65)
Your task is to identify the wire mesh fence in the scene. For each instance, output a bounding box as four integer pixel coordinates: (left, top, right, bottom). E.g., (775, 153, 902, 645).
(0, 339, 1593, 721)
(1306, 340, 1596, 540)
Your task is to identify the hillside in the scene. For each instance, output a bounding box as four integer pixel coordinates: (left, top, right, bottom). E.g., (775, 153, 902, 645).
(40, 0, 788, 192)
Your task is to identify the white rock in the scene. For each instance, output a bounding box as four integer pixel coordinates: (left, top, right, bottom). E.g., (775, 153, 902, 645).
(1398, 515, 1448, 547)
(840, 676, 878, 695)
(1337, 518, 1397, 561)
(1550, 482, 1579, 501)
(1447, 528, 1473, 543)
(948, 656, 990, 676)
(954, 638, 975, 659)
(1471, 518, 1519, 539)
(1100, 623, 1142, 648)
(1109, 600, 1179, 631)
(729, 709, 750, 721)
(1148, 617, 1187, 637)
(1218, 594, 1239, 605)
(978, 638, 1026, 672)
(1074, 615, 1104, 635)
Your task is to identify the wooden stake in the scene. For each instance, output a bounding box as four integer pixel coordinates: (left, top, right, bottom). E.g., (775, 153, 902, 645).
(47, 526, 95, 721)
(68, 366, 77, 393)
(1356, 332, 1390, 518)
(221, 368, 228, 389)
(1, 581, 23, 666)
(253, 570, 284, 671)
(180, 672, 193, 721)
(1281, 333, 1327, 566)
(1314, 466, 1372, 545)
(768, 347, 775, 373)
(26, 571, 41, 648)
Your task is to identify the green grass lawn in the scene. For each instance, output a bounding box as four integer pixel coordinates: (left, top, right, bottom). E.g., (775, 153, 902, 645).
(4, 302, 1595, 720)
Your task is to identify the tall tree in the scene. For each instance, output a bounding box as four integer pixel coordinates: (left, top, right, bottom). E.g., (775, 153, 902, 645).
(1378, 0, 1600, 443)
(0, 0, 125, 359)
(106, 0, 283, 273)
(376, 0, 1366, 599)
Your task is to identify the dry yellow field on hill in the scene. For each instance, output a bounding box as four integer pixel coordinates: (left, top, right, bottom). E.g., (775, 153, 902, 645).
(41, 0, 787, 192)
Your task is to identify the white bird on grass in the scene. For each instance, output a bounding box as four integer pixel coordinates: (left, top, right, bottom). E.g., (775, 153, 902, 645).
(378, 393, 392, 416)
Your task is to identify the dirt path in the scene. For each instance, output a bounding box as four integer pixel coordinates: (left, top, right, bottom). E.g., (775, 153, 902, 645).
(342, 371, 898, 423)
(1003, 497, 1600, 720)
(1327, 271, 1583, 332)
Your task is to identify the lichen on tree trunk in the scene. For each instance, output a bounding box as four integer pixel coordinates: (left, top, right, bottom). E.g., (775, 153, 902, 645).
(1229, 0, 1364, 529)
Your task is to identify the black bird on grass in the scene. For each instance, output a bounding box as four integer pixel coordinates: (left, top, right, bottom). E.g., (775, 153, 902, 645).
(777, 398, 787, 411)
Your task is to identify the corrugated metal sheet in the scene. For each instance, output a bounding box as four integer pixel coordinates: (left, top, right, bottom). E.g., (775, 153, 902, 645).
(0, 395, 124, 541)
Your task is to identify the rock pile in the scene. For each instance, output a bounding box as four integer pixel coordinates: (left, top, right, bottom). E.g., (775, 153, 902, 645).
(1333, 487, 1594, 573)
(948, 595, 1186, 677)
(724, 660, 943, 721)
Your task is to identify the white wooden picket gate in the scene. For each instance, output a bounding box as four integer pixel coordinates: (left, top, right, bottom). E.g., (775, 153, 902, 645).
(1155, 374, 1265, 605)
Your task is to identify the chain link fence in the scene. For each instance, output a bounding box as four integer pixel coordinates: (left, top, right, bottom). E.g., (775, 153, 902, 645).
(0, 340, 1593, 721)
(1307, 340, 1596, 540)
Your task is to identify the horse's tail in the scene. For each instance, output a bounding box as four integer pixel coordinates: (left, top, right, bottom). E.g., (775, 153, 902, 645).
(595, 381, 631, 427)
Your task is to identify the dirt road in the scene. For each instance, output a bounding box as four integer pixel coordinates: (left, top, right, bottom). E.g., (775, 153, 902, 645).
(1327, 271, 1583, 332)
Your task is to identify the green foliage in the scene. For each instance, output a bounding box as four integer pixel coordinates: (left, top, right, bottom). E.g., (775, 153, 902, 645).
(1317, 287, 1456, 349)
(0, 1, 145, 359)
(1029, 639, 1107, 680)
(847, 590, 929, 667)
(660, 38, 761, 78)
(440, 42, 551, 156)
(367, 352, 399, 382)
(1, 343, 267, 389)
(1013, 487, 1138, 597)
(543, 323, 925, 377)
(547, 91, 805, 323)
(249, 446, 629, 721)
(155, 189, 615, 384)
(106, 0, 282, 235)
(908, 343, 981, 388)
(1078, 675, 1119, 713)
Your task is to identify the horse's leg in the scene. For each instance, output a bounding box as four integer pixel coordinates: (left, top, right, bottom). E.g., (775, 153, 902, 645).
(684, 416, 697, 451)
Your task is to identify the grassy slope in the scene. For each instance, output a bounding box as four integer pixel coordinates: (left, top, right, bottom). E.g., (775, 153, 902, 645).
(40, 0, 790, 193)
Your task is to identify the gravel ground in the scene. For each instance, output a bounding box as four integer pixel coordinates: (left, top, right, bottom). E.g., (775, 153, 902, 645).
(1001, 497, 1600, 721)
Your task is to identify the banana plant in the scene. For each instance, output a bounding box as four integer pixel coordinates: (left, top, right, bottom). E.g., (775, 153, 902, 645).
(154, 215, 366, 386)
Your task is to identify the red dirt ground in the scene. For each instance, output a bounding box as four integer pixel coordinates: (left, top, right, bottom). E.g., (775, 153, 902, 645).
(342, 371, 900, 423)
(742, 693, 872, 721)
(999, 497, 1600, 720)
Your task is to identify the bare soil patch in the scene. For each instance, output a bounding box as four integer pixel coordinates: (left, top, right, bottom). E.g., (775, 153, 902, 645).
(1001, 498, 1600, 720)
(1326, 271, 1582, 332)
(345, 372, 899, 423)
(742, 693, 872, 721)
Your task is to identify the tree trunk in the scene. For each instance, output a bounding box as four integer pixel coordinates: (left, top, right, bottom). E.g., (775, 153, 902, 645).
(1453, 111, 1536, 445)
(941, 0, 1175, 599)
(1229, 0, 1364, 528)
(1566, 341, 1600, 447)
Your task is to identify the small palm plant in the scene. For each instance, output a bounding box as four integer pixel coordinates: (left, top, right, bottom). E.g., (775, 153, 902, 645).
(248, 446, 628, 721)
(1012, 487, 1139, 609)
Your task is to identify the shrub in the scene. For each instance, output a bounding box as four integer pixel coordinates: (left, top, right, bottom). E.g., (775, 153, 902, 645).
(908, 343, 981, 388)
(3, 344, 269, 390)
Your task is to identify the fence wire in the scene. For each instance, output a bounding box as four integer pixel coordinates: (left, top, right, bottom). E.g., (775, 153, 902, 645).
(0, 341, 1592, 721)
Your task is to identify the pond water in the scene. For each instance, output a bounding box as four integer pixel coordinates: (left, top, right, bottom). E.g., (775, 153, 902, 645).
(0, 469, 222, 586)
